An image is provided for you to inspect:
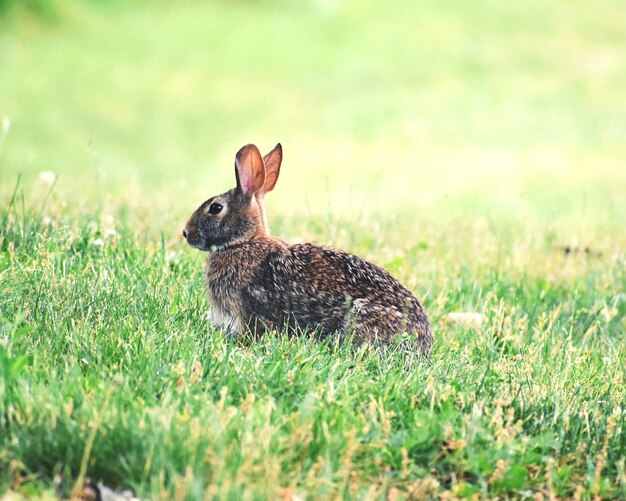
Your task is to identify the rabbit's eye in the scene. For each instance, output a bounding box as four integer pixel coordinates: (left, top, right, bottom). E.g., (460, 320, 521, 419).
(208, 203, 223, 215)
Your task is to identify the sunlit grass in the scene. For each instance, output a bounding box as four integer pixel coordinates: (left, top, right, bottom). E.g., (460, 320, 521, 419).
(0, 202, 624, 498)
(1, 0, 625, 498)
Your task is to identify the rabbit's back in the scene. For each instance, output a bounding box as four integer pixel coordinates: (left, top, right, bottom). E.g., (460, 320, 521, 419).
(236, 240, 431, 352)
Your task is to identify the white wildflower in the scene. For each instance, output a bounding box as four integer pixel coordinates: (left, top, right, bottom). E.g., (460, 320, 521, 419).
(167, 250, 180, 264)
(39, 171, 57, 186)
(443, 312, 484, 327)
(102, 214, 115, 227)
(91, 238, 104, 247)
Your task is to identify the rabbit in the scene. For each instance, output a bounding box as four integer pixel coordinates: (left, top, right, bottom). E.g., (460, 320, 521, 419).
(183, 143, 432, 358)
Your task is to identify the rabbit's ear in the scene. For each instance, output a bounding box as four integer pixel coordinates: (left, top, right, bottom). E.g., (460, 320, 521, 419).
(261, 143, 282, 195)
(235, 144, 265, 196)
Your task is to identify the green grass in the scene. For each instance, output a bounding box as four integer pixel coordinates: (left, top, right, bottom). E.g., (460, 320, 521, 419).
(1, 0, 626, 499)
(1, 205, 624, 499)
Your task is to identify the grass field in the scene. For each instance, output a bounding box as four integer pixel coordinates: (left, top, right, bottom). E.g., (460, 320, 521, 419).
(1, 0, 625, 499)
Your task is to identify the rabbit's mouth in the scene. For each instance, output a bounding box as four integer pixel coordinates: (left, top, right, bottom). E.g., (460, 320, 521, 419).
(186, 236, 211, 252)
(184, 229, 229, 253)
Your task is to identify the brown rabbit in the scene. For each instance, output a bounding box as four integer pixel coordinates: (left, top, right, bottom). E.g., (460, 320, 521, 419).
(183, 143, 432, 357)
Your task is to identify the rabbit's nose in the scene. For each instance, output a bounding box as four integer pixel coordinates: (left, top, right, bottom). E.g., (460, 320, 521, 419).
(182, 229, 188, 239)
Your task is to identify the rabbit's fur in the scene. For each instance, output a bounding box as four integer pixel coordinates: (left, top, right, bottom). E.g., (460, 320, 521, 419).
(184, 143, 432, 357)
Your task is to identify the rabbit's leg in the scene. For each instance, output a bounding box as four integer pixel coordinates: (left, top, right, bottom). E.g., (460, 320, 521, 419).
(344, 299, 432, 359)
(342, 299, 386, 342)
(343, 299, 413, 342)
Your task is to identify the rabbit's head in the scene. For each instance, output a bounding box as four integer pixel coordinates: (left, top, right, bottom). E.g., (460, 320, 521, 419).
(183, 143, 282, 251)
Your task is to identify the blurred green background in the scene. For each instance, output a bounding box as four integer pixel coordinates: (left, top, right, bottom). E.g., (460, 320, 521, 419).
(2, 0, 625, 233)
